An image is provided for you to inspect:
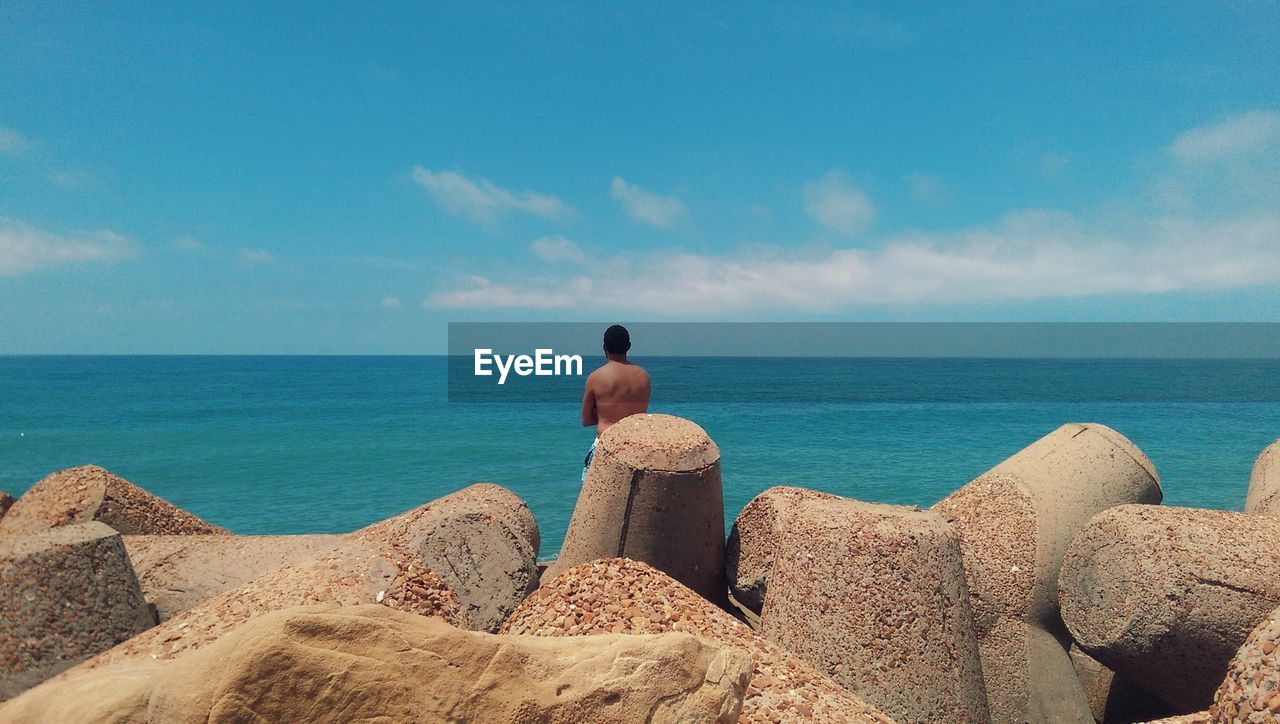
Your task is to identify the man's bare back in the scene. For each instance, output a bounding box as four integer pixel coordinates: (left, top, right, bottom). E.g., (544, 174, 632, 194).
(581, 360, 651, 434)
(582, 324, 650, 436)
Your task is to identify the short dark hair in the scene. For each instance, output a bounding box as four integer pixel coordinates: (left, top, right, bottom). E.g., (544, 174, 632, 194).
(603, 324, 631, 355)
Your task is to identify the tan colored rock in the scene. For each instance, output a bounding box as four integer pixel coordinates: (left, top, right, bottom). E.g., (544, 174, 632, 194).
(933, 422, 1162, 724)
(1143, 715, 1212, 724)
(503, 557, 893, 723)
(1211, 603, 1280, 723)
(0, 465, 226, 537)
(547, 414, 726, 603)
(123, 534, 363, 621)
(725, 485, 840, 613)
(1069, 644, 1170, 724)
(61, 538, 464, 677)
(353, 482, 540, 631)
(1, 604, 753, 723)
(761, 496, 987, 723)
(1246, 439, 1280, 516)
(1061, 505, 1280, 713)
(0, 491, 13, 520)
(1, 522, 154, 700)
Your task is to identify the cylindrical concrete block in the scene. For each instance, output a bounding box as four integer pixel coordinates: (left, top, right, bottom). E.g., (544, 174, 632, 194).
(1, 522, 155, 700)
(726, 485, 840, 613)
(547, 414, 725, 603)
(0, 465, 227, 537)
(933, 422, 1162, 724)
(67, 539, 466, 676)
(1213, 603, 1280, 722)
(353, 482, 540, 631)
(1246, 439, 1280, 516)
(502, 557, 894, 723)
(1060, 504, 1280, 713)
(123, 534, 357, 621)
(761, 497, 988, 723)
(1068, 643, 1170, 724)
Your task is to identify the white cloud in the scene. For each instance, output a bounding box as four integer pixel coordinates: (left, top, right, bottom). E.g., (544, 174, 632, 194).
(380, 296, 401, 308)
(611, 177, 688, 229)
(425, 276, 591, 309)
(803, 171, 876, 235)
(411, 166, 571, 226)
(171, 235, 205, 252)
(0, 217, 132, 276)
(239, 248, 274, 266)
(424, 209, 1280, 313)
(905, 174, 951, 206)
(0, 126, 30, 156)
(1170, 110, 1280, 162)
(530, 234, 586, 264)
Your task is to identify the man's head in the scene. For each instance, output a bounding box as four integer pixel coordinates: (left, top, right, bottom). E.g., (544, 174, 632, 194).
(603, 324, 631, 356)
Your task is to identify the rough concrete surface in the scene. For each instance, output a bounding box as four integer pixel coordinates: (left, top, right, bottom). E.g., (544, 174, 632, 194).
(761, 496, 988, 723)
(725, 485, 840, 613)
(1246, 439, 1280, 516)
(0, 465, 227, 537)
(1069, 643, 1170, 723)
(933, 422, 1162, 724)
(0, 604, 753, 724)
(0, 522, 154, 700)
(1212, 603, 1280, 723)
(353, 482, 540, 631)
(548, 414, 727, 603)
(0, 491, 13, 521)
(123, 533, 364, 621)
(1062, 504, 1280, 713)
(503, 557, 894, 723)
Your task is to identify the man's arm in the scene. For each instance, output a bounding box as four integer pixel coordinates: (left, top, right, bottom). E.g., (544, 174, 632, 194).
(581, 378, 598, 427)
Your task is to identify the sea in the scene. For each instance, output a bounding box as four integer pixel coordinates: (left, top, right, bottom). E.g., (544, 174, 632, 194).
(3, 355, 1279, 557)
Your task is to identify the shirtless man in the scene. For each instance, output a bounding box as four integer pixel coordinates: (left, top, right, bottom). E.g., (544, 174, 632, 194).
(581, 324, 650, 481)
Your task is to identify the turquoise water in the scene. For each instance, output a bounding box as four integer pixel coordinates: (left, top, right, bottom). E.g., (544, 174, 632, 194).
(2, 356, 1278, 556)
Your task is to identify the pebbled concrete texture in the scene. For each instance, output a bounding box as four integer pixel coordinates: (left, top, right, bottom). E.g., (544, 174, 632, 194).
(1061, 504, 1280, 714)
(0, 465, 227, 537)
(123, 533, 366, 621)
(1212, 602, 1280, 723)
(547, 414, 727, 603)
(1246, 439, 1280, 516)
(761, 496, 988, 723)
(352, 482, 540, 632)
(933, 422, 1162, 724)
(0, 522, 155, 700)
(725, 485, 840, 613)
(0, 605, 754, 724)
(502, 557, 894, 723)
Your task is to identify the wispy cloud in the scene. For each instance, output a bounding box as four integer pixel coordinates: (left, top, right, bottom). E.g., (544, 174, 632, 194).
(1170, 110, 1280, 162)
(611, 177, 688, 229)
(381, 296, 401, 308)
(803, 171, 876, 235)
(0, 126, 31, 156)
(0, 217, 133, 276)
(905, 174, 951, 206)
(171, 235, 205, 252)
(531, 234, 586, 264)
(239, 248, 275, 266)
(411, 166, 572, 226)
(426, 276, 591, 309)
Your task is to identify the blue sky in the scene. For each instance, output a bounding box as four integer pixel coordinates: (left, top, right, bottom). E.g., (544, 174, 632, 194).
(1, 3, 1278, 353)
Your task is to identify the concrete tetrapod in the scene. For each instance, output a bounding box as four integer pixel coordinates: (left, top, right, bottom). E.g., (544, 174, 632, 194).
(1246, 439, 1280, 516)
(0, 522, 155, 700)
(1212, 602, 1280, 722)
(1060, 504, 1280, 713)
(353, 482, 540, 631)
(932, 422, 1162, 724)
(502, 558, 894, 723)
(1068, 644, 1170, 723)
(725, 485, 840, 613)
(0, 491, 13, 521)
(0, 465, 227, 537)
(547, 414, 726, 603)
(761, 496, 989, 723)
(1, 605, 754, 724)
